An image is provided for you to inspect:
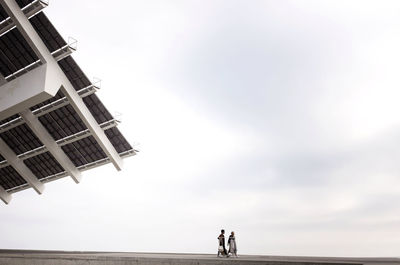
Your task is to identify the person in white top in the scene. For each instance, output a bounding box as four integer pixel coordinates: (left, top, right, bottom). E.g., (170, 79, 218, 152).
(228, 231, 237, 257)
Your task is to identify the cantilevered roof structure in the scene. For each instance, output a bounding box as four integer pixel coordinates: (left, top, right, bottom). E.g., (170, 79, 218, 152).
(0, 0, 136, 204)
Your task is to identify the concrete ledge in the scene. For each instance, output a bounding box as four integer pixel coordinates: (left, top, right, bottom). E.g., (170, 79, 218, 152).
(0, 64, 60, 121)
(0, 250, 398, 265)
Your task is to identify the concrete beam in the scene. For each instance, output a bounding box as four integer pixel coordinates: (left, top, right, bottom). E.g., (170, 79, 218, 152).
(20, 110, 81, 183)
(0, 137, 44, 194)
(2, 0, 123, 171)
(0, 185, 12, 204)
(0, 64, 60, 121)
(0, 73, 6, 86)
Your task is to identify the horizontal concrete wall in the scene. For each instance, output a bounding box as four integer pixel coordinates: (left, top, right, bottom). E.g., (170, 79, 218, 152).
(0, 257, 362, 265)
(0, 250, 398, 265)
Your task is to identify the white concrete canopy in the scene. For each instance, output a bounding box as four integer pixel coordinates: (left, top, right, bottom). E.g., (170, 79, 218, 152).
(0, 0, 135, 203)
(0, 0, 123, 171)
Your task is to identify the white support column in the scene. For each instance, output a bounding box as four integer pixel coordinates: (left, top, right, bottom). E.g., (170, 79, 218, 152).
(20, 110, 82, 183)
(1, 0, 123, 171)
(0, 137, 44, 194)
(0, 186, 12, 204)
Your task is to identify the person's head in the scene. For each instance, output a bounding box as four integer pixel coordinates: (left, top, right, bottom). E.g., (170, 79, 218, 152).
(231, 231, 235, 236)
(221, 229, 225, 234)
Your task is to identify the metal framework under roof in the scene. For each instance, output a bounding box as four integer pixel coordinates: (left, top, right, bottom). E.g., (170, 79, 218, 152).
(0, 0, 136, 204)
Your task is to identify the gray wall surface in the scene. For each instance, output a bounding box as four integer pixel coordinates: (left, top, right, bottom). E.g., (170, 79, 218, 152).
(0, 250, 399, 265)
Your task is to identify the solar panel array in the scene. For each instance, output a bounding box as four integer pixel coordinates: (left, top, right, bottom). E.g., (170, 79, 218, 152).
(0, 0, 135, 197)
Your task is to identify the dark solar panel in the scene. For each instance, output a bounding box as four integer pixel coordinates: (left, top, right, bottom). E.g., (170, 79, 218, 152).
(0, 5, 8, 21)
(54, 57, 116, 126)
(58, 56, 91, 91)
(61, 136, 107, 167)
(0, 166, 27, 190)
(105, 127, 133, 154)
(23, 151, 64, 180)
(30, 12, 67, 53)
(16, 0, 35, 9)
(0, 27, 39, 77)
(0, 0, 35, 28)
(0, 114, 20, 126)
(38, 104, 87, 140)
(0, 123, 43, 155)
(83, 94, 113, 124)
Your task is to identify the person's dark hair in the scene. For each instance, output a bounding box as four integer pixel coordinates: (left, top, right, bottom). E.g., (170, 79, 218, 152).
(221, 229, 225, 233)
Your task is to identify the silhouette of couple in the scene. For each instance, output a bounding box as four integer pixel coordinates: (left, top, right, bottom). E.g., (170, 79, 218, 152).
(217, 229, 237, 257)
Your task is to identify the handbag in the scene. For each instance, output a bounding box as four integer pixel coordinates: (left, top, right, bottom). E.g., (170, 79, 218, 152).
(218, 246, 224, 252)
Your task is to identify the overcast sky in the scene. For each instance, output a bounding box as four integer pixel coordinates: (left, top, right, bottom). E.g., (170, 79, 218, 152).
(1, 0, 400, 257)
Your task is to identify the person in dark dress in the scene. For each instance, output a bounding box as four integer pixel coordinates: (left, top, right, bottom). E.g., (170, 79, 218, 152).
(217, 229, 228, 257)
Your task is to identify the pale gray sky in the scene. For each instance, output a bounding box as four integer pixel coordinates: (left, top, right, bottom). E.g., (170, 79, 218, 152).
(1, 0, 400, 257)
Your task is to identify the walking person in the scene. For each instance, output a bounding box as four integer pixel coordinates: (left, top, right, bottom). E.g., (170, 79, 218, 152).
(217, 229, 228, 257)
(228, 231, 238, 257)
